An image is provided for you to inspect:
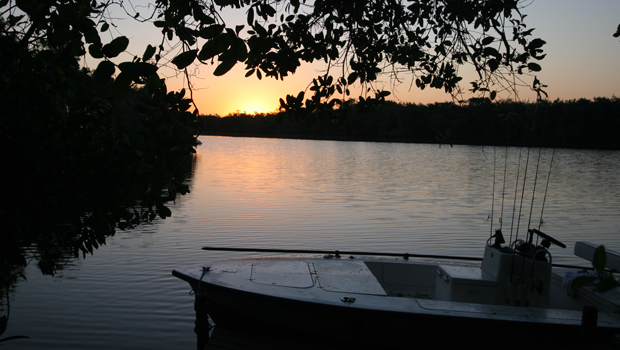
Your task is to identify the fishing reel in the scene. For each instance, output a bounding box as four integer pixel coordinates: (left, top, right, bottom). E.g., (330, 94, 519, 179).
(487, 229, 514, 253)
(513, 229, 566, 262)
(530, 228, 566, 249)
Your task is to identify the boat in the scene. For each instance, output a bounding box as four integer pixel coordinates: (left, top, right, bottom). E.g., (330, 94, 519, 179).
(173, 228, 620, 348)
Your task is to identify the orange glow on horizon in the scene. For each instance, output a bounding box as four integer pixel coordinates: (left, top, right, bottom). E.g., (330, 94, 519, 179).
(240, 102, 276, 115)
(188, 64, 311, 116)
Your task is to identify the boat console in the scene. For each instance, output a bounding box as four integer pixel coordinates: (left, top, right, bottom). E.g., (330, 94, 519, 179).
(436, 228, 564, 307)
(483, 228, 566, 307)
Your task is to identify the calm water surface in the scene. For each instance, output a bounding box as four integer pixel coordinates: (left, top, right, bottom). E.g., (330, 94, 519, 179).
(4, 136, 620, 349)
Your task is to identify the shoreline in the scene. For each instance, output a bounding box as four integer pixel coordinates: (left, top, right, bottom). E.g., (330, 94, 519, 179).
(198, 132, 620, 151)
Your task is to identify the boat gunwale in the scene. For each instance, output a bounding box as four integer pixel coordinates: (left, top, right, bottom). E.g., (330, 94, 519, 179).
(172, 255, 620, 331)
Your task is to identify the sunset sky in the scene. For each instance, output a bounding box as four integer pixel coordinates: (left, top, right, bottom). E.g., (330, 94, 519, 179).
(113, 1, 620, 116)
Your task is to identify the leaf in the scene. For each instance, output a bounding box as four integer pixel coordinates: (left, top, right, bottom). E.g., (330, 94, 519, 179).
(198, 40, 218, 61)
(245, 68, 255, 77)
(213, 57, 237, 76)
(597, 276, 619, 293)
(233, 38, 248, 62)
(7, 14, 23, 27)
(142, 45, 156, 62)
(100, 22, 109, 32)
(261, 4, 276, 18)
(247, 7, 254, 25)
(88, 43, 104, 59)
(325, 75, 333, 86)
(528, 38, 546, 50)
(159, 207, 171, 219)
(101, 36, 129, 58)
(198, 36, 230, 61)
(290, 0, 300, 11)
(286, 94, 295, 106)
(481, 36, 494, 46)
(112, 72, 132, 99)
(483, 47, 500, 58)
(171, 50, 198, 69)
(593, 245, 607, 275)
(176, 27, 197, 45)
(614, 24, 620, 38)
(527, 62, 542, 72)
(118, 62, 158, 77)
(296, 91, 305, 104)
(157, 203, 172, 219)
(490, 90, 497, 100)
(198, 24, 224, 39)
(347, 72, 358, 85)
(94, 60, 115, 84)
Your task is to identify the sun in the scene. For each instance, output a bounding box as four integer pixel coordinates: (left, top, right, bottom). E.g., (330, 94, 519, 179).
(241, 102, 273, 115)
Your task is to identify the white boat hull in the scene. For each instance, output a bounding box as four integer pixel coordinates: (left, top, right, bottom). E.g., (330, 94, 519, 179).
(173, 255, 620, 346)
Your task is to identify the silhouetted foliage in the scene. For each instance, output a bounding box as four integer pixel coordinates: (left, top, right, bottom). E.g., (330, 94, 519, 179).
(200, 97, 620, 149)
(149, 0, 546, 115)
(0, 0, 200, 303)
(571, 245, 619, 293)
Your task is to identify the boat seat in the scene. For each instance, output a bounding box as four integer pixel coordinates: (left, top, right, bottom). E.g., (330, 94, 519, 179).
(574, 241, 620, 272)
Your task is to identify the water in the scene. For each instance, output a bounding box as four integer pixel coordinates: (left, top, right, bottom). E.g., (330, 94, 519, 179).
(4, 136, 620, 349)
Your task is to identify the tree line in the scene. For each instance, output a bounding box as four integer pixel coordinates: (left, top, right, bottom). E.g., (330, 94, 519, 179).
(199, 97, 620, 150)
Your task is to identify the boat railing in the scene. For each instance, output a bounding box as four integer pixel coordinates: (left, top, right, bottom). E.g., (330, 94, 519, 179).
(201, 246, 590, 269)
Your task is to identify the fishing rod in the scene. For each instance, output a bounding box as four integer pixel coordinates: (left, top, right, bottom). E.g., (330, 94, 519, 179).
(203, 246, 482, 261)
(201, 246, 589, 269)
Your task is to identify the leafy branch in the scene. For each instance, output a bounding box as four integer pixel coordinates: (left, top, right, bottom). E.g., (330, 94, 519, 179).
(571, 245, 619, 293)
